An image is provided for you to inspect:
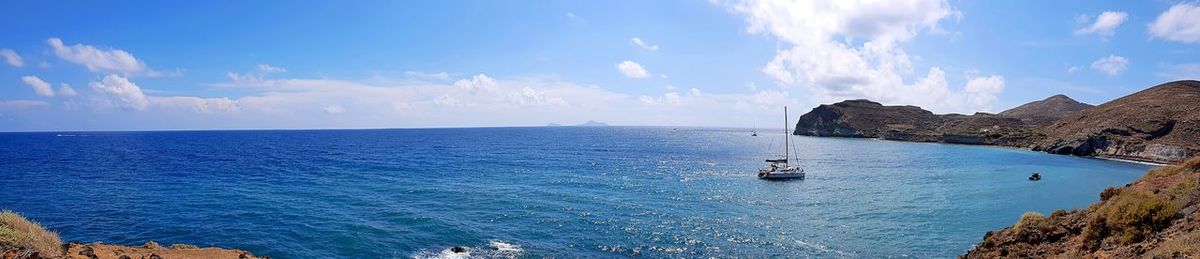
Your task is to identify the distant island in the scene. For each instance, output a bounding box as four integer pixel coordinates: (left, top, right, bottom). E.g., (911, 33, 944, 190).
(546, 120, 610, 127)
(793, 80, 1200, 164)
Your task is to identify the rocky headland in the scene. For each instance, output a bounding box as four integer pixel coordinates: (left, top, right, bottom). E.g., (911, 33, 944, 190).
(793, 80, 1200, 164)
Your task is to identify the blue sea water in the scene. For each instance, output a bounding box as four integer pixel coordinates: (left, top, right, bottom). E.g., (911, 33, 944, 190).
(0, 127, 1153, 258)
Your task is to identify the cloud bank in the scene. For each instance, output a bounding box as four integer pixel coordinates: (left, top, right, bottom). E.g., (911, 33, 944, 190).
(728, 0, 1006, 113)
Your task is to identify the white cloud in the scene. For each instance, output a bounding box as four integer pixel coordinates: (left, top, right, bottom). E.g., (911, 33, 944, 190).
(641, 92, 682, 105)
(566, 12, 587, 24)
(728, 0, 1003, 113)
(150, 96, 238, 113)
(48, 38, 146, 73)
(964, 75, 1005, 110)
(1067, 66, 1080, 74)
(227, 64, 289, 84)
(227, 72, 263, 84)
(45, 38, 178, 77)
(1148, 3, 1200, 43)
(513, 86, 568, 106)
(1090, 55, 1128, 76)
(323, 105, 345, 114)
(404, 71, 450, 80)
(433, 95, 467, 108)
(20, 76, 55, 97)
(616, 60, 650, 79)
(454, 74, 499, 92)
(58, 83, 77, 96)
(1074, 11, 1127, 38)
(630, 37, 659, 51)
(257, 64, 286, 73)
(89, 74, 150, 110)
(89, 74, 237, 112)
(0, 100, 50, 110)
(1, 70, 815, 129)
(0, 49, 23, 67)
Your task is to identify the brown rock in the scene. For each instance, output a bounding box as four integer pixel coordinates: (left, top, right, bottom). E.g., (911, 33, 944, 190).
(793, 100, 1042, 146)
(64, 243, 264, 259)
(1032, 80, 1200, 163)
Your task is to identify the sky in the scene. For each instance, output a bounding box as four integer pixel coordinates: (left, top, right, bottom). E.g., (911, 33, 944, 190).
(0, 0, 1198, 131)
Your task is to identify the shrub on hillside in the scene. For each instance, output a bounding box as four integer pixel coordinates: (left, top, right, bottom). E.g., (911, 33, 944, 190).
(1100, 187, 1120, 202)
(1013, 212, 1058, 243)
(1082, 191, 1180, 250)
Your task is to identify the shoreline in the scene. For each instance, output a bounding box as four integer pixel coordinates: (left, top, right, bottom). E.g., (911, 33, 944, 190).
(796, 134, 1172, 166)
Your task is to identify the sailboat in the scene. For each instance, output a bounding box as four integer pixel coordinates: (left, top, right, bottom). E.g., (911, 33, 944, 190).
(751, 124, 758, 136)
(757, 106, 805, 180)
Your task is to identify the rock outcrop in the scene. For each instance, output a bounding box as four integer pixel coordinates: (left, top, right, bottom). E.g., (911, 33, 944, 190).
(793, 100, 1041, 146)
(1032, 80, 1200, 164)
(64, 242, 266, 259)
(964, 157, 1200, 258)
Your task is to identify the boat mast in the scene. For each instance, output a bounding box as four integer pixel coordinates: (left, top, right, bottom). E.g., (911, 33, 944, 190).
(784, 106, 788, 164)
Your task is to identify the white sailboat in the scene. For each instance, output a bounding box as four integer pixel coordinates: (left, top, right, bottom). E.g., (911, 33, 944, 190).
(757, 106, 805, 180)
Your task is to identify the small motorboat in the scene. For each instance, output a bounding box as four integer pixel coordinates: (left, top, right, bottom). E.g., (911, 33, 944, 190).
(757, 106, 805, 180)
(1029, 173, 1041, 181)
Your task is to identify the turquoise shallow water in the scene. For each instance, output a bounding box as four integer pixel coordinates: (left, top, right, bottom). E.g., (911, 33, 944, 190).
(0, 127, 1153, 258)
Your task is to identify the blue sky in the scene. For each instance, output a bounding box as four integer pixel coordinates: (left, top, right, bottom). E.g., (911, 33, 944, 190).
(1, 0, 1198, 131)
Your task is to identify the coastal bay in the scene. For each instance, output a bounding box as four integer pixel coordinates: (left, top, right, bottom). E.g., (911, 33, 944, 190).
(0, 128, 1151, 257)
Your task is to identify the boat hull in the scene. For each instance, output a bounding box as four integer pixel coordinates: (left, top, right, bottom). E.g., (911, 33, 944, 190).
(757, 171, 805, 180)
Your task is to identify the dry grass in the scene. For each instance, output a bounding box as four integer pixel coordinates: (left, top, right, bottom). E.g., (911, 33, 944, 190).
(1082, 191, 1180, 249)
(1100, 187, 1121, 202)
(1050, 209, 1071, 218)
(1147, 156, 1200, 179)
(0, 210, 63, 257)
(1014, 212, 1049, 232)
(1013, 212, 1058, 243)
(170, 243, 199, 249)
(1144, 231, 1200, 258)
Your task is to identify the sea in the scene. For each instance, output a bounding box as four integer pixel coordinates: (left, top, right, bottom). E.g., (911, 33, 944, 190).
(0, 127, 1154, 258)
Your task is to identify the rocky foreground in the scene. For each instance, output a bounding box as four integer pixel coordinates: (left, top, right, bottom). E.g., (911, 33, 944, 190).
(963, 156, 1200, 258)
(0, 210, 264, 259)
(794, 80, 1200, 163)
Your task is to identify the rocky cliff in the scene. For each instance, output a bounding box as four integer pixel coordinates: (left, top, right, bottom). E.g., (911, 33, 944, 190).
(793, 80, 1200, 163)
(964, 156, 1200, 258)
(792, 100, 1041, 146)
(1032, 80, 1200, 164)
